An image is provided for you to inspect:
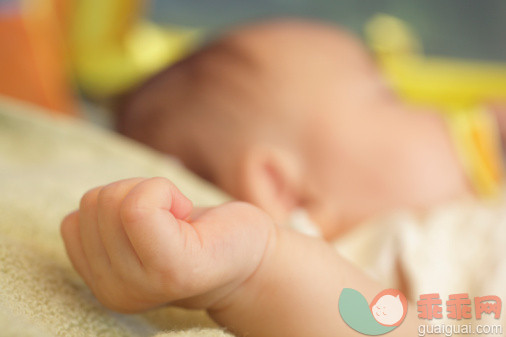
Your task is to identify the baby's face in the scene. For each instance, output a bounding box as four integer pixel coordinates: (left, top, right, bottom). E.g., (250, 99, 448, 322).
(274, 37, 466, 239)
(371, 295, 404, 326)
(288, 47, 413, 238)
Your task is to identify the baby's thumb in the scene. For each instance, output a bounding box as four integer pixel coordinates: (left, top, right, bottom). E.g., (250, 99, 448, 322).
(120, 177, 193, 267)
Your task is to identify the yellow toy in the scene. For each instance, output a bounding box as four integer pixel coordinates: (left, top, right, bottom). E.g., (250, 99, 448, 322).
(365, 14, 506, 110)
(69, 0, 199, 98)
(365, 15, 506, 197)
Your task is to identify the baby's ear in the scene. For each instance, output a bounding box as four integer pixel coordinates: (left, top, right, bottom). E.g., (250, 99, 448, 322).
(238, 144, 303, 225)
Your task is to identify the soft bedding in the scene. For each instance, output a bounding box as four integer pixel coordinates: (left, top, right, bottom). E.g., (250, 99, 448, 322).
(1, 95, 505, 336)
(0, 96, 231, 337)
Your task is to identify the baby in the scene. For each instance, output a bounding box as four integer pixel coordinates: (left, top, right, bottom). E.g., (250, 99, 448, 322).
(115, 20, 504, 240)
(62, 20, 505, 336)
(61, 177, 418, 336)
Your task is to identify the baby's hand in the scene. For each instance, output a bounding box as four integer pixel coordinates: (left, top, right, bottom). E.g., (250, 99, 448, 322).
(61, 177, 275, 313)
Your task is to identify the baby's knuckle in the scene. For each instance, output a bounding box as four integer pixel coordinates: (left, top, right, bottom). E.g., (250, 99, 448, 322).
(80, 189, 98, 210)
(119, 200, 148, 225)
(147, 176, 168, 184)
(152, 177, 178, 193)
(142, 176, 168, 189)
(60, 214, 76, 238)
(61, 212, 76, 229)
(97, 183, 123, 206)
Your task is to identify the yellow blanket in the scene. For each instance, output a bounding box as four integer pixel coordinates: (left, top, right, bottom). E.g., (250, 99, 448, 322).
(0, 97, 232, 337)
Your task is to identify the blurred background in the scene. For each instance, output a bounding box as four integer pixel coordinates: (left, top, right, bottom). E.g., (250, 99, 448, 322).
(1, 0, 505, 127)
(150, 0, 506, 60)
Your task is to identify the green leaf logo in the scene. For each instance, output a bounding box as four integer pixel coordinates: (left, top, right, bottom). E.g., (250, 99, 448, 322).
(339, 288, 408, 335)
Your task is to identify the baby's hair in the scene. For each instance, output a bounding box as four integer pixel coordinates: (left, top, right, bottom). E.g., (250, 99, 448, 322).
(115, 19, 358, 183)
(115, 37, 264, 182)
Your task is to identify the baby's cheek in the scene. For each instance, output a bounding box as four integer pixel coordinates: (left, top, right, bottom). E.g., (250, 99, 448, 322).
(373, 307, 382, 317)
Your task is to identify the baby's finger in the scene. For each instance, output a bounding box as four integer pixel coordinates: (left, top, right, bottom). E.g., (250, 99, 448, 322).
(61, 211, 94, 287)
(120, 177, 194, 268)
(97, 178, 146, 276)
(79, 186, 111, 277)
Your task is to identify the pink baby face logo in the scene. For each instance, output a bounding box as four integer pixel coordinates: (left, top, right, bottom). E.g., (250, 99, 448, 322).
(370, 289, 408, 327)
(339, 288, 408, 335)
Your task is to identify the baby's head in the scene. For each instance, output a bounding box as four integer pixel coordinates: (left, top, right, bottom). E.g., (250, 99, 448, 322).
(117, 19, 467, 239)
(369, 289, 407, 327)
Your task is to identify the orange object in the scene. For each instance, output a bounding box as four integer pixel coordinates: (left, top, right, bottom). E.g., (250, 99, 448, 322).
(0, 1, 76, 115)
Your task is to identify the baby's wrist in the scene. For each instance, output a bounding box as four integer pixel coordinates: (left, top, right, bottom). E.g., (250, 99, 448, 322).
(207, 223, 281, 319)
(172, 204, 279, 312)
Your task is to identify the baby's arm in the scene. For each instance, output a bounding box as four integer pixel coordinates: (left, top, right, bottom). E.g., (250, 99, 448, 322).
(61, 177, 417, 336)
(210, 225, 418, 337)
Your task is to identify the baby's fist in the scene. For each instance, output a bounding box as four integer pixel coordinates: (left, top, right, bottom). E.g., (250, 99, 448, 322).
(61, 177, 274, 313)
